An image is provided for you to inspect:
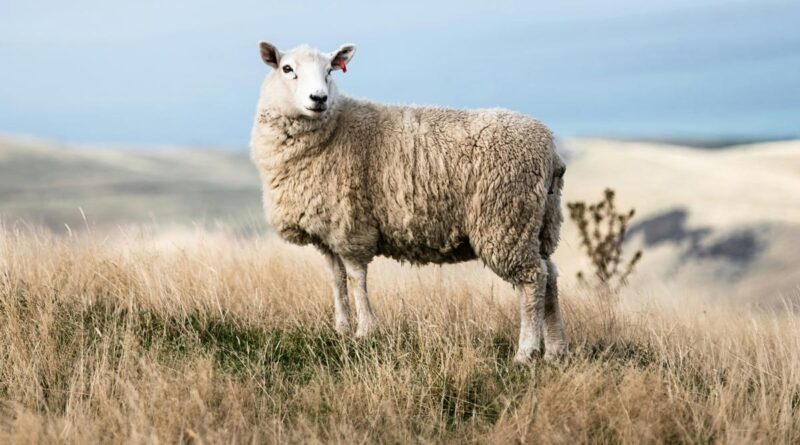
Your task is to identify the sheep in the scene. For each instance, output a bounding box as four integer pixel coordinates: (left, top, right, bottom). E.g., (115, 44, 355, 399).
(250, 41, 567, 361)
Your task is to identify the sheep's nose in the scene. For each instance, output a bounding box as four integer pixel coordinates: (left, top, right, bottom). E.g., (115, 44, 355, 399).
(309, 94, 328, 104)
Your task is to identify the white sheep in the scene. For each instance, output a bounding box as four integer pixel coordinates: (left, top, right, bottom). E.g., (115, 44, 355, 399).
(250, 42, 567, 361)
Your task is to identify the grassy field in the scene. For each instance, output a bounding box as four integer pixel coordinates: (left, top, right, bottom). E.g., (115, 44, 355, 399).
(0, 225, 799, 444)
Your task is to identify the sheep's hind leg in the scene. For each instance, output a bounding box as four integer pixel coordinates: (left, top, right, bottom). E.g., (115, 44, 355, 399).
(543, 259, 567, 360)
(343, 259, 377, 337)
(322, 251, 351, 334)
(514, 259, 548, 363)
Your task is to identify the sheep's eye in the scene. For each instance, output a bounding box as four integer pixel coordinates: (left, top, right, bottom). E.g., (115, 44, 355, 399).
(282, 65, 293, 73)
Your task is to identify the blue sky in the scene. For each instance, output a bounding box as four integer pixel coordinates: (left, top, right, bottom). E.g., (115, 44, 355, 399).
(1, 0, 798, 147)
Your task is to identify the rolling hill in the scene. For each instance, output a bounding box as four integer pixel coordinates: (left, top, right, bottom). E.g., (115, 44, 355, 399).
(0, 135, 263, 230)
(557, 138, 800, 304)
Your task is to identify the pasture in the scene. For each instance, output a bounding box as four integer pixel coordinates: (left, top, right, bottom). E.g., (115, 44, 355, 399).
(1, 226, 798, 443)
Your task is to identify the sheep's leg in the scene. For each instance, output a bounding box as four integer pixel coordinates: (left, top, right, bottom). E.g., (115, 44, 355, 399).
(514, 259, 548, 363)
(343, 259, 377, 337)
(323, 251, 351, 334)
(543, 259, 567, 360)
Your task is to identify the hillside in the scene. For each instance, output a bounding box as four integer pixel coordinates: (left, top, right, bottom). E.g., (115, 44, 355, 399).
(557, 139, 800, 304)
(0, 135, 263, 230)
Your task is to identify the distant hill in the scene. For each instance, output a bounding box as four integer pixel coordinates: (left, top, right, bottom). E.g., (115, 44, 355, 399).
(594, 135, 800, 149)
(557, 138, 800, 304)
(0, 135, 263, 231)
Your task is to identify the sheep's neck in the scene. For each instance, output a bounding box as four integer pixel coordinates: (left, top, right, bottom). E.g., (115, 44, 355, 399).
(254, 106, 340, 171)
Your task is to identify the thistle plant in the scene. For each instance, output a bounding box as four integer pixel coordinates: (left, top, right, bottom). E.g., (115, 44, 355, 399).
(567, 188, 642, 291)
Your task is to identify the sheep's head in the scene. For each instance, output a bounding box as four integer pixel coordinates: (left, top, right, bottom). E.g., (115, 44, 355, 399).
(258, 42, 356, 119)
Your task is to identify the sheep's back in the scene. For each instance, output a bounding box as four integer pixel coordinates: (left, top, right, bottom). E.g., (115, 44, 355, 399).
(354, 102, 555, 265)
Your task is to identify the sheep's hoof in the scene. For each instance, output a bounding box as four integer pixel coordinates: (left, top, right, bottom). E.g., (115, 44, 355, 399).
(544, 343, 568, 361)
(355, 326, 373, 338)
(513, 347, 542, 364)
(335, 320, 351, 335)
(355, 319, 376, 338)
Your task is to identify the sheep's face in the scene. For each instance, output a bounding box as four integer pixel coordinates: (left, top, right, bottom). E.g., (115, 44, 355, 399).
(258, 42, 356, 119)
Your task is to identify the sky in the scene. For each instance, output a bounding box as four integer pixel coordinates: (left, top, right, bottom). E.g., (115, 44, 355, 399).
(1, 0, 799, 147)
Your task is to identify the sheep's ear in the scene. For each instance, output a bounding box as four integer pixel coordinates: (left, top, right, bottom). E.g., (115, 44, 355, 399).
(329, 44, 356, 72)
(259, 41, 281, 68)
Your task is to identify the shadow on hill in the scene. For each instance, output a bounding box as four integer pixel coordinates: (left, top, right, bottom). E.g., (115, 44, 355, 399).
(627, 208, 764, 270)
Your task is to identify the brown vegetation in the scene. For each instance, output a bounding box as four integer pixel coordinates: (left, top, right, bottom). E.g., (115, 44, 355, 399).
(567, 188, 642, 291)
(0, 225, 798, 443)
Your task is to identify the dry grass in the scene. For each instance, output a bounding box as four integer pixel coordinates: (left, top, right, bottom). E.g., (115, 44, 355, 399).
(0, 224, 798, 444)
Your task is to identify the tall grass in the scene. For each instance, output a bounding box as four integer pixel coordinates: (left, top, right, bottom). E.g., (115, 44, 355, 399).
(0, 225, 798, 443)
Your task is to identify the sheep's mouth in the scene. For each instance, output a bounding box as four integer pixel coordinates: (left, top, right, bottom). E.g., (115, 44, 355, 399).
(305, 105, 327, 113)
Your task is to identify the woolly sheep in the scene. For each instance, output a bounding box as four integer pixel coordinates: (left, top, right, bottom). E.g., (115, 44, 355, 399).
(250, 42, 567, 361)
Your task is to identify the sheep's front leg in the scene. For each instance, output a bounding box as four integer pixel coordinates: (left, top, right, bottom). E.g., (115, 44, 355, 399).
(342, 259, 377, 337)
(514, 259, 548, 363)
(323, 251, 351, 334)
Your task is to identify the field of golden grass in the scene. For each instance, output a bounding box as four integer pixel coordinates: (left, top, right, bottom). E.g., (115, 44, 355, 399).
(1, 225, 798, 444)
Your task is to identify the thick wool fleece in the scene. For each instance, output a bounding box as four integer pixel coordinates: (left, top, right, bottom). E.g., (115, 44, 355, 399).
(251, 97, 564, 284)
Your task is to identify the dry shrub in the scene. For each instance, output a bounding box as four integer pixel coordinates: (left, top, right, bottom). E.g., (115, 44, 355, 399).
(567, 188, 643, 292)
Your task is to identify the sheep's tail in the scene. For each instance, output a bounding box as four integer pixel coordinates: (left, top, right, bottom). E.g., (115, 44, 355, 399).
(539, 153, 566, 257)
